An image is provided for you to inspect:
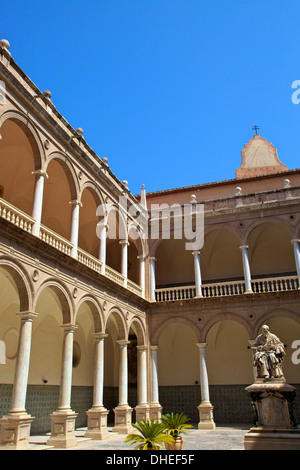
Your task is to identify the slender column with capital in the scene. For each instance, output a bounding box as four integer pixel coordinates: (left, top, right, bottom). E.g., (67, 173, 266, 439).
(193, 251, 203, 298)
(120, 240, 129, 287)
(0, 312, 37, 449)
(291, 239, 300, 288)
(47, 324, 78, 448)
(135, 345, 150, 421)
(149, 346, 162, 421)
(196, 343, 215, 430)
(149, 257, 156, 301)
(85, 333, 109, 440)
(113, 340, 133, 433)
(240, 245, 253, 293)
(137, 255, 146, 298)
(70, 200, 82, 258)
(31, 170, 48, 236)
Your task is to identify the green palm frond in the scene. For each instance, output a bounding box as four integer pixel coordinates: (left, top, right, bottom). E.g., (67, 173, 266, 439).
(161, 412, 193, 438)
(125, 419, 175, 450)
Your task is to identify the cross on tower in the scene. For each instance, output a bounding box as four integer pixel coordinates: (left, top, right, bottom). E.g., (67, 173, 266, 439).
(252, 125, 260, 135)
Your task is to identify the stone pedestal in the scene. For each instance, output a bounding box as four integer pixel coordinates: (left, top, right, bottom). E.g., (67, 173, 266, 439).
(149, 403, 163, 421)
(112, 405, 134, 434)
(0, 412, 34, 450)
(197, 402, 216, 430)
(47, 410, 78, 448)
(135, 404, 150, 422)
(85, 407, 109, 440)
(244, 380, 300, 450)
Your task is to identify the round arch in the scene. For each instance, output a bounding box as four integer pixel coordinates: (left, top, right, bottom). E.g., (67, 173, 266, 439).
(0, 256, 33, 312)
(105, 306, 127, 340)
(45, 152, 79, 201)
(128, 316, 147, 345)
(74, 295, 103, 333)
(33, 278, 73, 324)
(151, 316, 201, 346)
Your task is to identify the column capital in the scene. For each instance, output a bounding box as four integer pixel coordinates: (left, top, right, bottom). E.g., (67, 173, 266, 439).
(291, 239, 300, 245)
(116, 339, 131, 346)
(149, 256, 157, 262)
(17, 311, 39, 322)
(239, 244, 249, 250)
(150, 345, 158, 351)
(137, 345, 148, 352)
(93, 333, 108, 340)
(137, 255, 146, 260)
(192, 250, 201, 256)
(32, 169, 49, 179)
(69, 200, 83, 207)
(119, 239, 130, 245)
(196, 342, 207, 349)
(60, 323, 78, 333)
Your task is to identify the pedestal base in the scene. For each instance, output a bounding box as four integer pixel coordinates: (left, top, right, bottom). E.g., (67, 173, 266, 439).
(244, 427, 300, 450)
(85, 407, 110, 440)
(0, 412, 34, 450)
(197, 402, 216, 430)
(135, 404, 150, 422)
(112, 405, 133, 434)
(149, 403, 163, 422)
(244, 380, 299, 450)
(47, 409, 78, 448)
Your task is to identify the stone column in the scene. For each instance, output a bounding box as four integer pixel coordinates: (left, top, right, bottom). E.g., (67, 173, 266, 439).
(193, 251, 203, 298)
(120, 240, 129, 287)
(149, 346, 162, 421)
(291, 239, 300, 287)
(149, 257, 156, 301)
(113, 340, 133, 433)
(0, 312, 37, 450)
(135, 345, 150, 421)
(69, 200, 82, 258)
(98, 223, 107, 274)
(137, 255, 146, 298)
(31, 170, 48, 236)
(196, 343, 215, 430)
(47, 324, 78, 448)
(240, 245, 253, 294)
(85, 333, 109, 440)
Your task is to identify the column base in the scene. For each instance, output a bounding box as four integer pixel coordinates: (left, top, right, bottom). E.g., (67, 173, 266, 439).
(84, 407, 110, 440)
(112, 405, 133, 434)
(244, 289, 253, 294)
(197, 402, 216, 430)
(0, 412, 34, 450)
(47, 409, 78, 448)
(149, 403, 163, 421)
(135, 404, 151, 422)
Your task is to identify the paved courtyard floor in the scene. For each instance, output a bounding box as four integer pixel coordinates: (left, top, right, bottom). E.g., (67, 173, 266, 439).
(28, 424, 248, 451)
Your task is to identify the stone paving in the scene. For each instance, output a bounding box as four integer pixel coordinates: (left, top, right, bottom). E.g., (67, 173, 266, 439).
(28, 424, 248, 451)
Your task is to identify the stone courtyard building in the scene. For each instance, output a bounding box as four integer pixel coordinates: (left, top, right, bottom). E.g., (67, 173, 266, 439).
(0, 40, 299, 448)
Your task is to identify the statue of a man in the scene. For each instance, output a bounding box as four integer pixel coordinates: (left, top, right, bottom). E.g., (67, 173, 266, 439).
(252, 325, 286, 380)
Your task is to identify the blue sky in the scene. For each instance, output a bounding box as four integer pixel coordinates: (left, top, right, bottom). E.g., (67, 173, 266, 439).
(1, 0, 300, 195)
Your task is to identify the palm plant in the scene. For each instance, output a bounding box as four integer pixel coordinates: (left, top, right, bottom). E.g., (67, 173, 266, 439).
(161, 412, 193, 439)
(125, 419, 175, 450)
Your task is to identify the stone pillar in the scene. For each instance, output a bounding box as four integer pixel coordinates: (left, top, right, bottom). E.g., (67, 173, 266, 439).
(193, 251, 203, 298)
(85, 333, 109, 440)
(0, 312, 37, 450)
(113, 340, 133, 433)
(98, 223, 107, 274)
(291, 239, 300, 287)
(240, 245, 253, 294)
(149, 346, 162, 421)
(196, 343, 215, 430)
(149, 257, 156, 301)
(69, 200, 82, 258)
(137, 255, 146, 298)
(47, 324, 78, 448)
(31, 170, 48, 236)
(120, 240, 129, 287)
(135, 345, 150, 421)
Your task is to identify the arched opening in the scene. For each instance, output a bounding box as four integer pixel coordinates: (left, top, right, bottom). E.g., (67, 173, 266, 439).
(42, 158, 77, 240)
(248, 222, 295, 278)
(106, 206, 127, 274)
(78, 187, 101, 258)
(0, 118, 40, 215)
(155, 239, 194, 288)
